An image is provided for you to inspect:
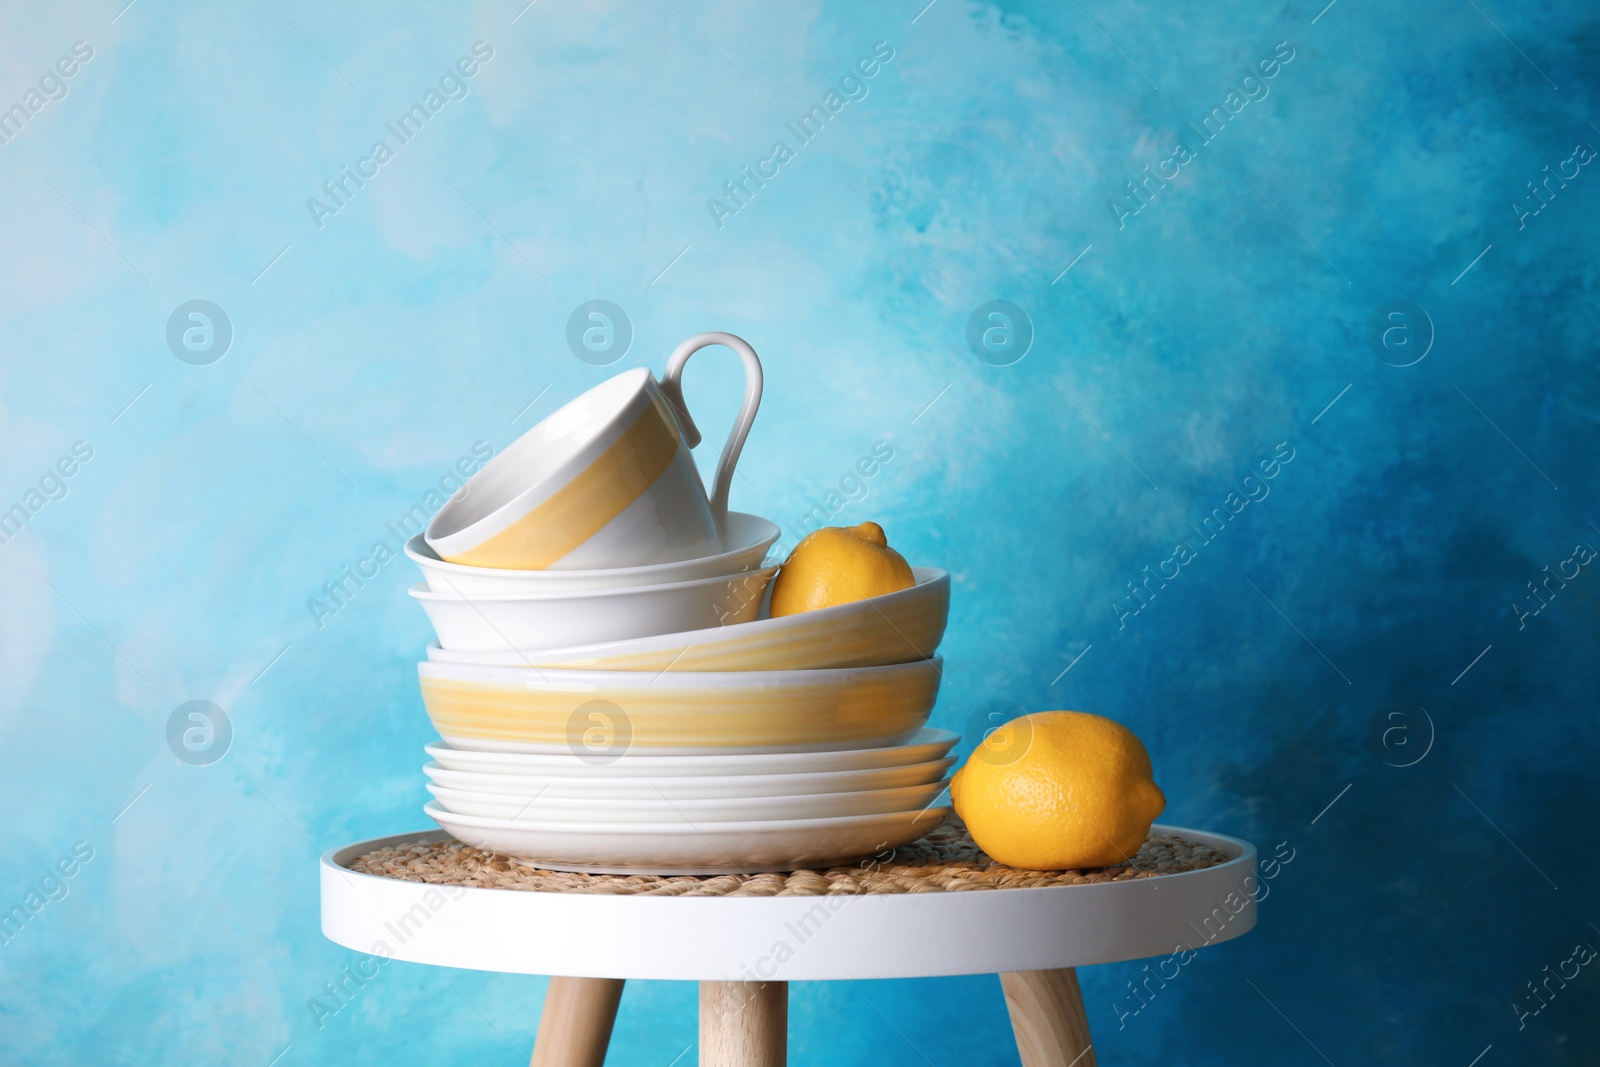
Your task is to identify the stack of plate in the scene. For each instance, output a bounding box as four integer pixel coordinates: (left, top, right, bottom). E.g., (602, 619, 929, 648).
(406, 516, 956, 874)
(420, 729, 958, 875)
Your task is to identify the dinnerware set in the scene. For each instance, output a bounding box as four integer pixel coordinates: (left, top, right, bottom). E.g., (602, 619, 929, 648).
(406, 333, 955, 873)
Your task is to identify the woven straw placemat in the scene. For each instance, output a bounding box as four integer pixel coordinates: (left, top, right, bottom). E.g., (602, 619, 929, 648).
(347, 819, 1230, 897)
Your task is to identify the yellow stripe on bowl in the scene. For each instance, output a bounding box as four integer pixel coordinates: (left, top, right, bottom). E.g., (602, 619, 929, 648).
(442, 569, 951, 672)
(545, 589, 943, 671)
(418, 666, 941, 749)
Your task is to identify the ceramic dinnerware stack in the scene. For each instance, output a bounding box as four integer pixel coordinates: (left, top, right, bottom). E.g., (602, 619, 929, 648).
(407, 333, 955, 874)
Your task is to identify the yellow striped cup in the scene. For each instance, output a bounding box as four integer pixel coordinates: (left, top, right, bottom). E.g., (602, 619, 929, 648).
(426, 333, 762, 570)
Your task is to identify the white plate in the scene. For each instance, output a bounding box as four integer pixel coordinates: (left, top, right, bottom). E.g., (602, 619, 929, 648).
(425, 779, 951, 823)
(408, 567, 775, 652)
(419, 657, 941, 755)
(424, 568, 949, 672)
(421, 757, 956, 800)
(425, 801, 952, 875)
(406, 512, 780, 595)
(424, 728, 960, 777)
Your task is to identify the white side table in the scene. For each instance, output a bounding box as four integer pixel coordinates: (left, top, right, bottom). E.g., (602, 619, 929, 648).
(322, 825, 1256, 1066)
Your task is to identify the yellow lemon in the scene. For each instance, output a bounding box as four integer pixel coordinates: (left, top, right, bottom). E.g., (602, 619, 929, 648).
(952, 711, 1165, 870)
(769, 522, 915, 617)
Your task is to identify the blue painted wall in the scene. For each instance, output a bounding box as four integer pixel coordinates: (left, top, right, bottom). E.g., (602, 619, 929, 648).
(1, 0, 1596, 1063)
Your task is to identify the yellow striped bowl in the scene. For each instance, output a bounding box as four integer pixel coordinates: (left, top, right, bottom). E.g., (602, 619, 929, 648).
(417, 657, 943, 755)
(424, 568, 949, 672)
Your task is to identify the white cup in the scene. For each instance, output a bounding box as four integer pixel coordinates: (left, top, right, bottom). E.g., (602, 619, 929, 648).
(426, 332, 763, 570)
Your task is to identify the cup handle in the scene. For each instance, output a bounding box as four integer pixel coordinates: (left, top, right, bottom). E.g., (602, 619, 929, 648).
(658, 331, 764, 534)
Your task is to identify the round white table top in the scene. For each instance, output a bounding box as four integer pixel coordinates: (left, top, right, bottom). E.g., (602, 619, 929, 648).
(320, 825, 1258, 981)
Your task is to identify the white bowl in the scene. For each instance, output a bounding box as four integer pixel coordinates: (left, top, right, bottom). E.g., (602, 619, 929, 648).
(424, 727, 960, 777)
(416, 657, 943, 754)
(408, 566, 776, 652)
(426, 801, 952, 875)
(406, 512, 780, 596)
(424, 568, 950, 671)
(425, 778, 951, 823)
(421, 756, 956, 800)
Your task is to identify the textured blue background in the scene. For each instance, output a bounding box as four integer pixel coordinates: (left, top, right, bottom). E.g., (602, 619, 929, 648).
(2, 0, 1597, 1063)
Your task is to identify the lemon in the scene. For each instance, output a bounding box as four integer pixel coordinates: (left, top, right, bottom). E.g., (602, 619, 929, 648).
(769, 521, 915, 617)
(952, 711, 1165, 870)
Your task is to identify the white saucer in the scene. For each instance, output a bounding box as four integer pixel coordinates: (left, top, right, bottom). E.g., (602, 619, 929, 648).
(424, 801, 952, 875)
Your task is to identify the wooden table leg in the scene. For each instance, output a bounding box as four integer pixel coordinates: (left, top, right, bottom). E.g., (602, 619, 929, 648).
(699, 980, 787, 1067)
(1000, 968, 1096, 1067)
(530, 976, 625, 1067)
